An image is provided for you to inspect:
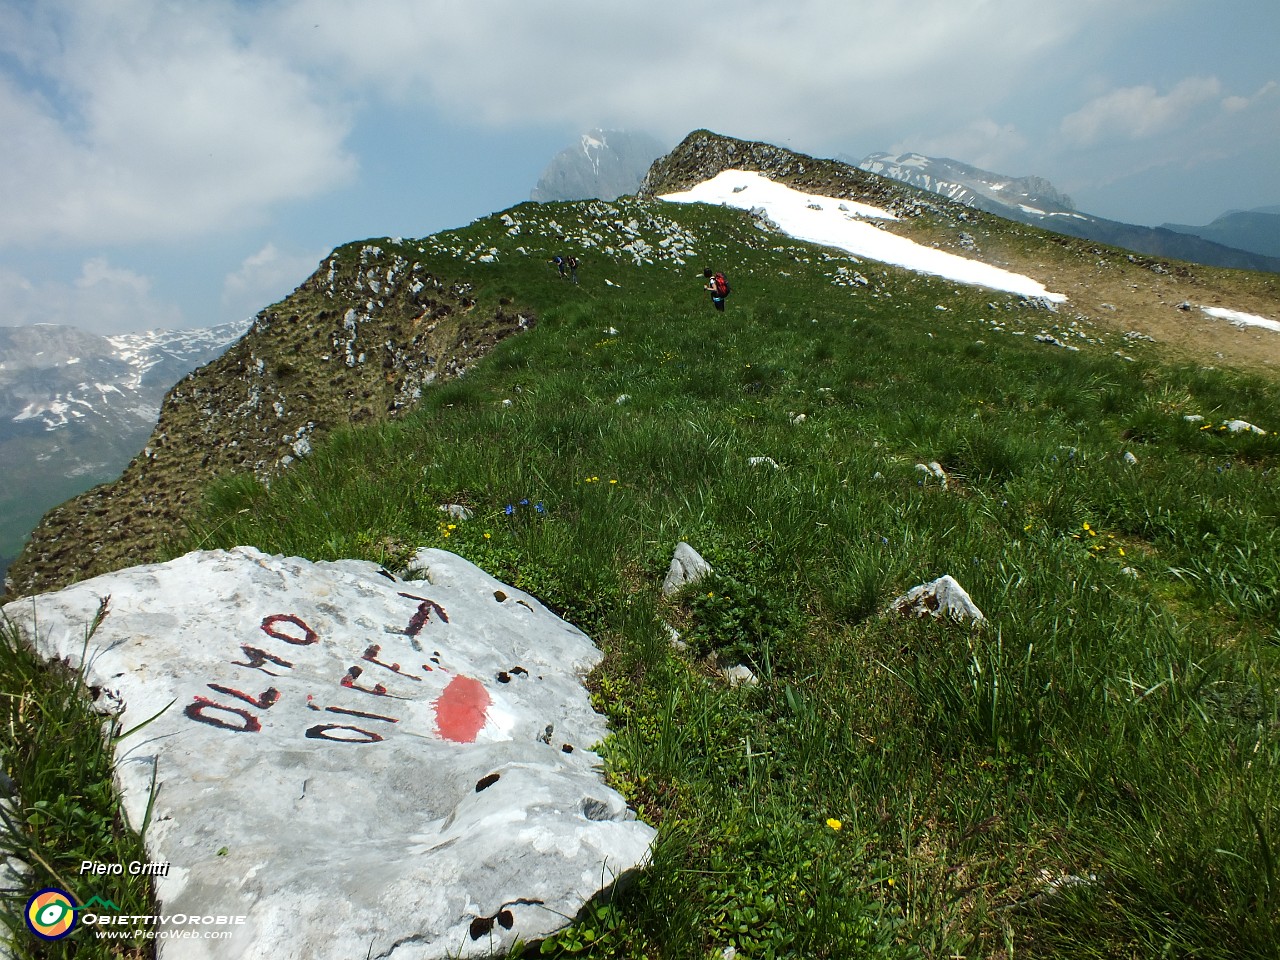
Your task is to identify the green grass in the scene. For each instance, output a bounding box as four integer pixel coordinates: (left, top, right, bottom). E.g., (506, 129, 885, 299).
(0, 607, 156, 959)
(6, 194, 1280, 958)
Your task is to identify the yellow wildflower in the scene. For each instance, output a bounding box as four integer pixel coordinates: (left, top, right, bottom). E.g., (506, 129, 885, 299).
(826, 818, 842, 831)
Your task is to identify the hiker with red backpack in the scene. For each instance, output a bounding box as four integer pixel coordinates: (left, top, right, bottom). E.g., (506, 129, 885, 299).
(703, 268, 731, 311)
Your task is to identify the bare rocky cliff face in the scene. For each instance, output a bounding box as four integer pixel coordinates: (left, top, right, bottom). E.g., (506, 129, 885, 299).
(5, 241, 533, 601)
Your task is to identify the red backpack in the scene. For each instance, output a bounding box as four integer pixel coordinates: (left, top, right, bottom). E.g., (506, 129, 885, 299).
(713, 272, 730, 297)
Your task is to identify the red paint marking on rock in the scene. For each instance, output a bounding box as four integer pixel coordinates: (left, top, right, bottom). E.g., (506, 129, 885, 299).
(433, 675, 491, 743)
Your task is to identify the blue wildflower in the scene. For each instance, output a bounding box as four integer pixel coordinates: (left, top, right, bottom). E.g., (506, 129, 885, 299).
(504, 504, 515, 516)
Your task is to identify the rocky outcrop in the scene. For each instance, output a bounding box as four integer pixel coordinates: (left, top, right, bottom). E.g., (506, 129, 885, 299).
(3, 547, 654, 959)
(5, 243, 534, 600)
(637, 130, 945, 219)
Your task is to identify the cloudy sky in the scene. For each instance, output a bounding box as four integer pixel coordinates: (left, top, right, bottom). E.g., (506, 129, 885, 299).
(2, 0, 1277, 335)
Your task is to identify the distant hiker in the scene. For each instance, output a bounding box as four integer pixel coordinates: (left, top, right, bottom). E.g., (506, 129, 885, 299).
(703, 268, 731, 311)
(567, 255, 579, 284)
(551, 255, 567, 278)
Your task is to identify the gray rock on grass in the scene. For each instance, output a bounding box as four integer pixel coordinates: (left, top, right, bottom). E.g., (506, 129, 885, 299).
(662, 542, 712, 596)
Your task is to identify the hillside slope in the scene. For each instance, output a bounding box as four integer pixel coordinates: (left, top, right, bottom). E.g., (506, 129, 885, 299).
(4, 247, 531, 599)
(4, 130, 1279, 960)
(644, 131, 1280, 367)
(1163, 208, 1280, 260)
(8, 130, 1280, 601)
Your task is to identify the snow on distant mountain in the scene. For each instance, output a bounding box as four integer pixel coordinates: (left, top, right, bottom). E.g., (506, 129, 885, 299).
(855, 152, 1280, 275)
(531, 129, 668, 202)
(857, 152, 1080, 220)
(0, 319, 248, 582)
(1, 320, 248, 433)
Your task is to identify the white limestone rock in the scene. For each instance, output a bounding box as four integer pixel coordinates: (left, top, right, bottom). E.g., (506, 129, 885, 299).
(662, 542, 713, 596)
(720, 665, 759, 687)
(1223, 419, 1266, 435)
(2, 547, 654, 960)
(891, 574, 985, 623)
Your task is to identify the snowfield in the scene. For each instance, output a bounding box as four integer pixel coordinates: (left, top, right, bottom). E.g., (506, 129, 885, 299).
(660, 170, 1068, 304)
(1200, 306, 1280, 334)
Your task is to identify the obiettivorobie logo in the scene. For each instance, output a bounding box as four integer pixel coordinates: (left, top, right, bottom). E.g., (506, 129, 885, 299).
(24, 888, 80, 941)
(24, 890, 122, 941)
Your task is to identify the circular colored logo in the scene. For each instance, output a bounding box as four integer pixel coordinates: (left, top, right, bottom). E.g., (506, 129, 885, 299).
(25, 887, 77, 941)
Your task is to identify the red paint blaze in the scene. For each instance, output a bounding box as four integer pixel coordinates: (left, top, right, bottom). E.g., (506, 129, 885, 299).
(433, 675, 491, 743)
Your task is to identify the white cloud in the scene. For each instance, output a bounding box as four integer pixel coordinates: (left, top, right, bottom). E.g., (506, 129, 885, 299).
(1223, 79, 1278, 114)
(76, 257, 152, 297)
(265, 0, 1123, 147)
(0, 259, 184, 335)
(221, 244, 325, 322)
(0, 0, 356, 247)
(1060, 77, 1223, 146)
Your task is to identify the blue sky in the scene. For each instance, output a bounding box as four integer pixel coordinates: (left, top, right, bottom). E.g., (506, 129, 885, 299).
(1, 0, 1277, 335)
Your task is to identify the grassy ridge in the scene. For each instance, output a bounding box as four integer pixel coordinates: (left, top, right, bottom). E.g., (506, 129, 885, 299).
(4, 191, 1277, 958)
(181, 199, 1279, 958)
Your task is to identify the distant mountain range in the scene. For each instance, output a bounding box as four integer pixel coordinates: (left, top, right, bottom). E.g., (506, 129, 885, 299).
(855, 152, 1280, 274)
(0, 320, 248, 585)
(531, 129, 668, 202)
(1161, 207, 1280, 260)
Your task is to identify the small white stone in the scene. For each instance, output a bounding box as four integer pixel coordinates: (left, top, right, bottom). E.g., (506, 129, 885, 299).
(1224, 419, 1266, 435)
(720, 665, 758, 687)
(892, 574, 985, 623)
(662, 542, 712, 596)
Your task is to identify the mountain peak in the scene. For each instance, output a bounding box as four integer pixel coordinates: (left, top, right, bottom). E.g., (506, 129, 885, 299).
(530, 129, 667, 202)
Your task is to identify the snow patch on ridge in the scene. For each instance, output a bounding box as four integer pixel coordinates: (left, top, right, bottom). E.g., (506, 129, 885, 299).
(660, 171, 1067, 303)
